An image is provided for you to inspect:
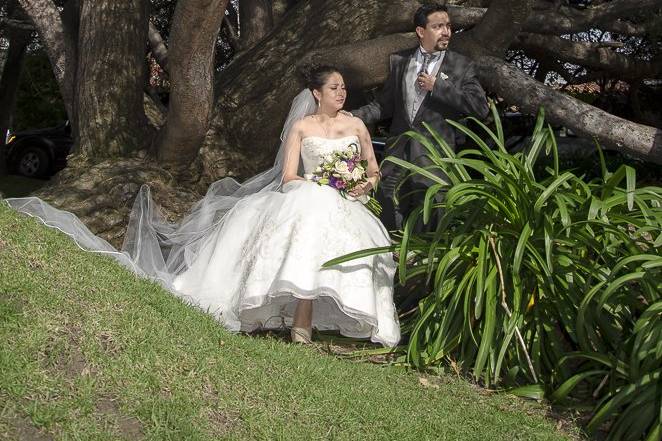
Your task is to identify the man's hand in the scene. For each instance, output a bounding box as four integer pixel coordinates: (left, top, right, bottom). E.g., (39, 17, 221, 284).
(417, 72, 436, 92)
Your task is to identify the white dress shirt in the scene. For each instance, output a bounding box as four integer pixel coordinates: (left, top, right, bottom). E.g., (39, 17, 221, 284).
(415, 46, 445, 75)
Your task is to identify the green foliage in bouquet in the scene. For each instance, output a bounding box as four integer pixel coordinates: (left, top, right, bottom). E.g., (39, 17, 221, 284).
(325, 103, 662, 440)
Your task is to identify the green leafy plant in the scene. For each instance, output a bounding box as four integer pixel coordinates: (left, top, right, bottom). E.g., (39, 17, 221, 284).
(325, 103, 662, 439)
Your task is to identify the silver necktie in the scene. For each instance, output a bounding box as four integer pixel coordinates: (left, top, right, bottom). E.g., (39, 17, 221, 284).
(416, 53, 432, 93)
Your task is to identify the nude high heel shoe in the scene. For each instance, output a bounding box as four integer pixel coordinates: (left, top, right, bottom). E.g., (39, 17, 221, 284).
(291, 326, 312, 344)
(291, 299, 313, 344)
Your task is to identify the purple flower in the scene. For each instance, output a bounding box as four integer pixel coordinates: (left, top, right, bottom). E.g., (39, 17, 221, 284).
(347, 160, 355, 172)
(329, 176, 346, 189)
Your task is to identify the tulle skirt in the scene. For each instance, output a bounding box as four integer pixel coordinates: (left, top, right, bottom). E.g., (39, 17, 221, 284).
(172, 180, 401, 347)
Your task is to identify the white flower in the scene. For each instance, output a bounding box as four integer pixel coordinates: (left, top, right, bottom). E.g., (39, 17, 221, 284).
(324, 155, 334, 163)
(315, 166, 323, 173)
(439, 72, 449, 80)
(334, 161, 349, 174)
(351, 167, 364, 181)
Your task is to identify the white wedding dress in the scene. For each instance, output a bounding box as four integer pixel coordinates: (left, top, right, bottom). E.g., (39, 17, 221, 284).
(171, 135, 400, 347)
(5, 91, 401, 347)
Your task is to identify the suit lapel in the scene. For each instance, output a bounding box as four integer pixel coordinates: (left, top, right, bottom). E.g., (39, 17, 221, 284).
(398, 49, 418, 124)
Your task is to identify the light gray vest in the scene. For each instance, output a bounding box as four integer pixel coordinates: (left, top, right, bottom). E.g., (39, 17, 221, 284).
(403, 52, 445, 122)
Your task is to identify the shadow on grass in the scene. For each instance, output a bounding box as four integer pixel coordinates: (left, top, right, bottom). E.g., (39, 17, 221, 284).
(0, 174, 48, 198)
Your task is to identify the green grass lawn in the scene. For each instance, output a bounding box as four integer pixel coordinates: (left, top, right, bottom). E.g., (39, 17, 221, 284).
(0, 202, 583, 440)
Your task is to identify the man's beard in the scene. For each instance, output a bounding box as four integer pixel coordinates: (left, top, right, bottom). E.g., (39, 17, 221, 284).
(435, 40, 449, 51)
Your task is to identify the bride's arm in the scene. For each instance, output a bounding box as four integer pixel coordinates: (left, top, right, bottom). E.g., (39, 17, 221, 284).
(357, 119, 380, 191)
(282, 122, 305, 184)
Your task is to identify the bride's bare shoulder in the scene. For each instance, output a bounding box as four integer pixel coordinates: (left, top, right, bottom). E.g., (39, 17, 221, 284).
(345, 114, 368, 131)
(297, 115, 318, 128)
(290, 117, 315, 133)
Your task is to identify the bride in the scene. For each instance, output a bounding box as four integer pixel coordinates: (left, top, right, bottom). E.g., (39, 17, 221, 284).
(6, 65, 400, 347)
(171, 64, 399, 346)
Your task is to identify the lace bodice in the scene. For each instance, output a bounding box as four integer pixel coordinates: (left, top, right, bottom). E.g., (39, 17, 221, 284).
(301, 135, 360, 175)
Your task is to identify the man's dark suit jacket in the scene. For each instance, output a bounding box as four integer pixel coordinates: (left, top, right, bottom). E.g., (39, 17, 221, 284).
(354, 47, 488, 155)
(353, 47, 489, 228)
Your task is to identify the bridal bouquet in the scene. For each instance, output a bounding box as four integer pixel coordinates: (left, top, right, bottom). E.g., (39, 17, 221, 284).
(305, 142, 382, 216)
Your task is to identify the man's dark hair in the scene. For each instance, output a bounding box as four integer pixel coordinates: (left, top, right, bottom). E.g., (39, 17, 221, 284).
(413, 3, 449, 28)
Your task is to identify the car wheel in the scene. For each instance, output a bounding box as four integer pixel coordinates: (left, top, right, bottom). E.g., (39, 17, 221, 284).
(16, 147, 51, 178)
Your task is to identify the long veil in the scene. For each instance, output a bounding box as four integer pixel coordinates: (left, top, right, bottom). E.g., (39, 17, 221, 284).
(4, 89, 318, 289)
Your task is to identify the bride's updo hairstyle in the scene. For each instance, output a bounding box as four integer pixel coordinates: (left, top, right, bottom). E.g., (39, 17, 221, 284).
(299, 63, 341, 92)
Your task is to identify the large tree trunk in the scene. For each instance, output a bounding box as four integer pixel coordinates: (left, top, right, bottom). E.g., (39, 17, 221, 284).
(156, 0, 227, 165)
(239, 0, 273, 50)
(0, 14, 31, 177)
(74, 0, 151, 158)
(206, 0, 420, 176)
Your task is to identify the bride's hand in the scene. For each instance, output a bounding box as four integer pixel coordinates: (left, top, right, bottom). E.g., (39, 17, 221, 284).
(349, 181, 373, 197)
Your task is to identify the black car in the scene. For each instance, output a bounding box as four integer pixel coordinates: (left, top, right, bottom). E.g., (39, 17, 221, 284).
(5, 121, 73, 178)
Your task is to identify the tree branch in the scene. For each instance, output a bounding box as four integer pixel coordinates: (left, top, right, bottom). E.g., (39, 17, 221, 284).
(302, 33, 414, 89)
(0, 17, 34, 31)
(221, 14, 239, 52)
(446, 1, 662, 36)
(16, 0, 65, 84)
(522, 0, 662, 35)
(17, 0, 75, 116)
(466, 0, 535, 57)
(475, 56, 662, 164)
(517, 33, 662, 80)
(305, 34, 662, 165)
(148, 21, 168, 71)
(238, 0, 273, 50)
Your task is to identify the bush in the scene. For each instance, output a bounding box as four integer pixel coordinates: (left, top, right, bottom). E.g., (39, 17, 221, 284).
(328, 104, 662, 440)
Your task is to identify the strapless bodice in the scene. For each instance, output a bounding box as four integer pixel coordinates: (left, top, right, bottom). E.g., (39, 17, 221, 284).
(300, 135, 360, 175)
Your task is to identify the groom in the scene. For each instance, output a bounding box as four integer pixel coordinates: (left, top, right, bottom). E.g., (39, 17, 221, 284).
(351, 3, 489, 230)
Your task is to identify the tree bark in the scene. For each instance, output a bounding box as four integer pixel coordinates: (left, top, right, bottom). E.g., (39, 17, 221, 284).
(303, 33, 415, 90)
(208, 0, 422, 174)
(0, 17, 30, 176)
(148, 21, 169, 71)
(75, 0, 151, 158)
(465, 0, 534, 57)
(298, 32, 662, 165)
(475, 56, 662, 163)
(272, 0, 297, 24)
(17, 0, 75, 118)
(156, 0, 227, 165)
(239, 0, 273, 50)
(440, 1, 662, 37)
(516, 33, 662, 80)
(221, 15, 240, 52)
(522, 0, 662, 35)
